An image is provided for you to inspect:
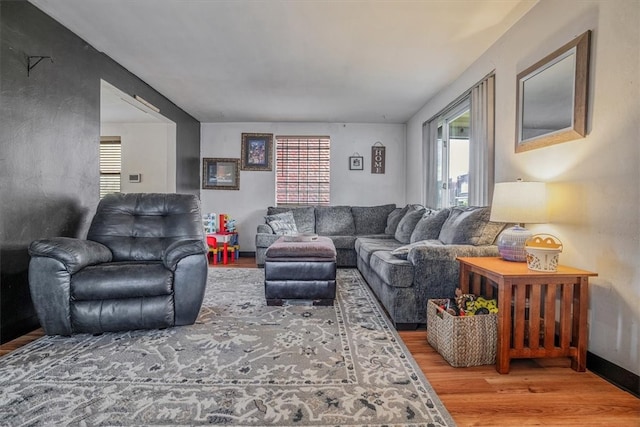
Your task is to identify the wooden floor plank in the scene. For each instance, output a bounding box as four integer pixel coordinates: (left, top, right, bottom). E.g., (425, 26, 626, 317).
(399, 329, 639, 426)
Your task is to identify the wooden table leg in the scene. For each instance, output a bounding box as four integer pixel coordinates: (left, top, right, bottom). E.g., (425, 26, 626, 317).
(496, 279, 511, 374)
(459, 263, 470, 293)
(572, 276, 589, 371)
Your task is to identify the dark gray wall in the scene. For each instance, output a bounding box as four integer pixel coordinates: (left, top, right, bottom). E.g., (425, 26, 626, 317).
(0, 1, 201, 343)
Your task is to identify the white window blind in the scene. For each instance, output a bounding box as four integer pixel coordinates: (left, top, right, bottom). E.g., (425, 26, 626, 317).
(100, 136, 121, 198)
(276, 136, 330, 206)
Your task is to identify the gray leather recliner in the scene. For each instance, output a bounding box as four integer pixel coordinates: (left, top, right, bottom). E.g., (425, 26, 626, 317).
(28, 193, 208, 335)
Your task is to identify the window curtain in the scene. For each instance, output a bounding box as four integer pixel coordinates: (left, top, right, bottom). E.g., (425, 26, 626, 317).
(423, 120, 439, 208)
(468, 74, 495, 206)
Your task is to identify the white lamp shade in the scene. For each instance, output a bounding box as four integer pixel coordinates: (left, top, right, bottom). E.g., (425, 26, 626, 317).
(490, 181, 548, 224)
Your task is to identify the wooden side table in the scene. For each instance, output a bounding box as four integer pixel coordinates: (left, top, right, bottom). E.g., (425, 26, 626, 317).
(457, 257, 597, 374)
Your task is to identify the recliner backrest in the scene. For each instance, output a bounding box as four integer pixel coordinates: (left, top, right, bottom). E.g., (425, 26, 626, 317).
(87, 193, 204, 261)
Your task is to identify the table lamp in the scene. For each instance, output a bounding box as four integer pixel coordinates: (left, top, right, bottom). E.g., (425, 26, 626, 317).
(490, 180, 547, 262)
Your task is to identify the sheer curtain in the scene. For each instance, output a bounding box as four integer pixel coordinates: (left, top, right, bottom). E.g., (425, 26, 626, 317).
(423, 120, 439, 208)
(468, 74, 495, 206)
(423, 73, 495, 208)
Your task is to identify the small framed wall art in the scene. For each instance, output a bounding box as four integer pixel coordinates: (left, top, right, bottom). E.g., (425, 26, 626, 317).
(202, 158, 240, 190)
(349, 155, 364, 170)
(241, 133, 273, 171)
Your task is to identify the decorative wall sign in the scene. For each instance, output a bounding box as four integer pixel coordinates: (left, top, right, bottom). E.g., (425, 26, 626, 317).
(241, 133, 273, 171)
(371, 142, 386, 174)
(202, 158, 240, 190)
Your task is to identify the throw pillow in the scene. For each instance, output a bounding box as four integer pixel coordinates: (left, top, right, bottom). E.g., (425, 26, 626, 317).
(264, 211, 298, 235)
(410, 208, 450, 243)
(385, 205, 409, 235)
(266, 206, 315, 233)
(394, 205, 427, 244)
(390, 241, 429, 260)
(315, 206, 356, 235)
(438, 206, 506, 245)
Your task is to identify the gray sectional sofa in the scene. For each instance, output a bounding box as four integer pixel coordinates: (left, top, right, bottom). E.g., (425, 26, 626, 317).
(255, 204, 506, 328)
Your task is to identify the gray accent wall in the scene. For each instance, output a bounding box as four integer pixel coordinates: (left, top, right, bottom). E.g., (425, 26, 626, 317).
(0, 1, 201, 343)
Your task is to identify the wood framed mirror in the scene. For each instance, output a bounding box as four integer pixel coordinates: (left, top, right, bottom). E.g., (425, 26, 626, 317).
(515, 30, 591, 153)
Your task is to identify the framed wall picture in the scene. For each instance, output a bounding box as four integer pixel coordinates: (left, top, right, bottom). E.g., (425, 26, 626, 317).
(349, 156, 364, 170)
(241, 133, 273, 171)
(202, 158, 240, 190)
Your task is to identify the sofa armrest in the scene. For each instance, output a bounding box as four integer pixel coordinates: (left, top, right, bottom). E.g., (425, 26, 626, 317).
(407, 244, 499, 264)
(164, 239, 208, 270)
(257, 224, 274, 234)
(407, 244, 500, 300)
(28, 237, 112, 274)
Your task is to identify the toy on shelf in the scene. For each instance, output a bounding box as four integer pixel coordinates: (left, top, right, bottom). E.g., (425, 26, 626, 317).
(202, 213, 217, 234)
(218, 213, 236, 233)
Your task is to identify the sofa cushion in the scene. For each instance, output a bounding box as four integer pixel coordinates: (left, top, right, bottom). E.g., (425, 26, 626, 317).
(351, 204, 396, 235)
(265, 211, 298, 235)
(328, 235, 358, 250)
(410, 208, 450, 243)
(385, 205, 409, 235)
(355, 237, 404, 263)
(394, 205, 427, 244)
(267, 206, 315, 234)
(315, 206, 356, 236)
(438, 206, 506, 245)
(369, 251, 414, 288)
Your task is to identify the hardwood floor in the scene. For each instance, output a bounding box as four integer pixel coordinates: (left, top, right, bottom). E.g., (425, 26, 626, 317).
(400, 330, 639, 426)
(2, 258, 638, 426)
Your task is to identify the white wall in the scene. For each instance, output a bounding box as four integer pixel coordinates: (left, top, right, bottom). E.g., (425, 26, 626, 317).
(407, 0, 640, 375)
(101, 122, 177, 193)
(200, 122, 406, 251)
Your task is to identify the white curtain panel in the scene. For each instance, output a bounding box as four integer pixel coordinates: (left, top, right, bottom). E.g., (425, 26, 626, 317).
(423, 119, 439, 208)
(468, 74, 495, 206)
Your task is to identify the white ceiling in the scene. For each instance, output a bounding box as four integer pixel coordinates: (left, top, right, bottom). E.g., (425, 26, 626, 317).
(30, 0, 537, 124)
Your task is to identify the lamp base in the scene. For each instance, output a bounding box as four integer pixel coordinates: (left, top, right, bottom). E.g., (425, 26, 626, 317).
(497, 226, 532, 262)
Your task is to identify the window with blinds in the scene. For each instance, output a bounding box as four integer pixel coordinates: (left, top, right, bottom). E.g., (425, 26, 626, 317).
(275, 136, 330, 206)
(99, 136, 121, 198)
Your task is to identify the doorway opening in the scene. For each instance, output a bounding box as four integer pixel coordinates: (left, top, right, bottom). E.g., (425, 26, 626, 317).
(100, 80, 177, 195)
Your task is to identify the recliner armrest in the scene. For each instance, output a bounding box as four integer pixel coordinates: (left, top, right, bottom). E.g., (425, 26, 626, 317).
(28, 237, 112, 274)
(164, 239, 207, 270)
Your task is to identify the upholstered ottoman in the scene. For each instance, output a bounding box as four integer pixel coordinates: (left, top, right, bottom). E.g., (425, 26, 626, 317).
(264, 236, 337, 306)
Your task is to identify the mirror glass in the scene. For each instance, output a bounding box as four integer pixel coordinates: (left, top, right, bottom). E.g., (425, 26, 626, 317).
(515, 31, 590, 153)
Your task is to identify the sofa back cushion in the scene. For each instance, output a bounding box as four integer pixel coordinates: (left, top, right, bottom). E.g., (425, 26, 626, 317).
(351, 204, 396, 235)
(438, 206, 506, 245)
(315, 206, 356, 235)
(410, 208, 450, 243)
(394, 205, 427, 244)
(267, 206, 315, 233)
(385, 205, 409, 235)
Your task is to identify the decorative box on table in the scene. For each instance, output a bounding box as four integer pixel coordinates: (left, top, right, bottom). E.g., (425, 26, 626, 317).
(427, 299, 498, 367)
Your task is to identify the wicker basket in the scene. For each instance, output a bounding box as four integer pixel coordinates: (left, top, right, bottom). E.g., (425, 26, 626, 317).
(427, 299, 498, 367)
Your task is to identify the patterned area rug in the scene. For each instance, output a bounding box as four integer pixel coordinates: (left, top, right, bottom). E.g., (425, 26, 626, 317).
(0, 268, 455, 426)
